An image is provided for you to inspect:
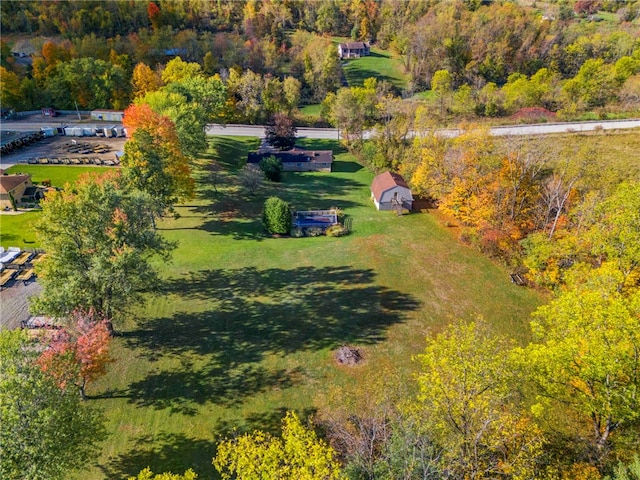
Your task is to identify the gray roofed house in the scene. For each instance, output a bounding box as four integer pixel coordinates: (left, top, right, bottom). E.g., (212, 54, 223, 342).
(247, 148, 333, 172)
(338, 42, 370, 59)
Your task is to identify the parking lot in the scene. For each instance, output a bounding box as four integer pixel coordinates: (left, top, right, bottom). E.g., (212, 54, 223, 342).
(1, 134, 127, 169)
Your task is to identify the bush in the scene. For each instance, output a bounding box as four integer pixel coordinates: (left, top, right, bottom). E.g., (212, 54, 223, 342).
(239, 165, 264, 194)
(259, 155, 283, 182)
(325, 224, 348, 237)
(290, 227, 305, 238)
(262, 196, 292, 234)
(304, 227, 325, 237)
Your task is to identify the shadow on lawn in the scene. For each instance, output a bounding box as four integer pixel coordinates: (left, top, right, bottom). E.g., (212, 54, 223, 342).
(99, 432, 218, 479)
(99, 405, 319, 479)
(116, 266, 418, 414)
(191, 171, 366, 240)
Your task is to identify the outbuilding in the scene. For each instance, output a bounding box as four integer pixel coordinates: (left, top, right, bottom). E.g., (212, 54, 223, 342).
(371, 171, 413, 211)
(0, 173, 37, 210)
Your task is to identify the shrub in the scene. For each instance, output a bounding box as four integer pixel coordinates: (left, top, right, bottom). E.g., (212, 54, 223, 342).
(290, 227, 305, 238)
(259, 155, 283, 182)
(304, 227, 325, 237)
(325, 224, 348, 237)
(262, 196, 292, 234)
(239, 165, 264, 194)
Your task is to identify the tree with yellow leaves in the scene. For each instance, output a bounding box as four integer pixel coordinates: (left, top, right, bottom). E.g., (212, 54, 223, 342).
(213, 411, 343, 479)
(413, 322, 544, 480)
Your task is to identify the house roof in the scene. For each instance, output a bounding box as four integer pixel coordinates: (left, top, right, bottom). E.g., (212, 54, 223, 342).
(247, 148, 333, 165)
(371, 171, 410, 201)
(339, 42, 368, 50)
(0, 174, 31, 194)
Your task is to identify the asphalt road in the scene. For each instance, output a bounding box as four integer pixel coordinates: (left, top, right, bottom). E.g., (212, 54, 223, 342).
(4, 116, 640, 140)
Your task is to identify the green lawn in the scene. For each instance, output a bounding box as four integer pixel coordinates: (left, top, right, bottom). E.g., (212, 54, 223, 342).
(299, 103, 322, 118)
(0, 165, 111, 249)
(341, 48, 408, 91)
(78, 136, 543, 479)
(4, 165, 109, 187)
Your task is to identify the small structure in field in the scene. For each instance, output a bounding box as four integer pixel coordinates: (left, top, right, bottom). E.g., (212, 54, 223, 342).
(293, 209, 338, 231)
(371, 171, 413, 212)
(338, 42, 370, 59)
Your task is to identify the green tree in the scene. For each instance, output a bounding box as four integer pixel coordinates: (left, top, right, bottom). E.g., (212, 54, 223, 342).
(431, 69, 453, 118)
(161, 56, 202, 84)
(413, 322, 544, 479)
(32, 172, 172, 323)
(587, 182, 640, 290)
(524, 270, 640, 459)
(0, 330, 104, 480)
(262, 196, 292, 234)
(138, 89, 207, 158)
(213, 411, 342, 479)
(259, 155, 284, 182)
(237, 69, 265, 124)
(283, 76, 302, 112)
(604, 456, 640, 480)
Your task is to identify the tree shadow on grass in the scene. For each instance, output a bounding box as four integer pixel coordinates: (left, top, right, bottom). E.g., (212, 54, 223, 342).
(99, 405, 319, 479)
(99, 432, 218, 480)
(117, 266, 418, 414)
(194, 173, 365, 240)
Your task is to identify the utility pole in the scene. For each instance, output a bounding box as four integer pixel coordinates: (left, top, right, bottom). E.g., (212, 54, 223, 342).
(74, 101, 81, 120)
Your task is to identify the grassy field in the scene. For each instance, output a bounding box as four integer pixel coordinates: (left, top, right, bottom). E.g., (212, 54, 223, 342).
(4, 165, 109, 187)
(73, 136, 543, 479)
(299, 103, 322, 118)
(341, 48, 408, 91)
(0, 165, 110, 249)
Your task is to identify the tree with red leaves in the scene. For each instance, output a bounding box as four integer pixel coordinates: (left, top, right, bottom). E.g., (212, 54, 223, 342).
(147, 2, 162, 29)
(38, 309, 113, 399)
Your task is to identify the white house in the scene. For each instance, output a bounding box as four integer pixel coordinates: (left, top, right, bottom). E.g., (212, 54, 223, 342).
(371, 171, 413, 211)
(338, 42, 370, 59)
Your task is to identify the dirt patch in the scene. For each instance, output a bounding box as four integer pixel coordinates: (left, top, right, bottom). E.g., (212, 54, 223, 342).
(0, 281, 41, 330)
(334, 345, 364, 365)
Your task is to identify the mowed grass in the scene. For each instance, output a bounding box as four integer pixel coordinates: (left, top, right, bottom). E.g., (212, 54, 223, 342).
(342, 48, 408, 90)
(0, 165, 111, 249)
(81, 136, 543, 479)
(4, 165, 109, 187)
(299, 103, 322, 118)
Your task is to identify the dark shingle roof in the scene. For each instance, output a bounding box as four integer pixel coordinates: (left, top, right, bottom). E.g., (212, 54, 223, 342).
(339, 42, 368, 50)
(247, 148, 333, 165)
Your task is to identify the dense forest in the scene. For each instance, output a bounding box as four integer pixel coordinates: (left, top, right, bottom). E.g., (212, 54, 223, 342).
(1, 0, 639, 120)
(1, 2, 640, 480)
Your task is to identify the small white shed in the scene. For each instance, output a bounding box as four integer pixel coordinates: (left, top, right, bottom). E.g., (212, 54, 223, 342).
(371, 171, 413, 211)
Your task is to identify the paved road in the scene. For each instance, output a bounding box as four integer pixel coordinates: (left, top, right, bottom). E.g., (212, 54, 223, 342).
(3, 116, 640, 140)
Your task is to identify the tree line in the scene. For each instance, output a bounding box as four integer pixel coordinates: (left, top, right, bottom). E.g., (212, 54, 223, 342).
(2, 0, 640, 119)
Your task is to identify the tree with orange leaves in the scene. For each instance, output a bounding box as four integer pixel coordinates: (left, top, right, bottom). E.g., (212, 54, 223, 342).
(38, 309, 113, 399)
(122, 103, 194, 213)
